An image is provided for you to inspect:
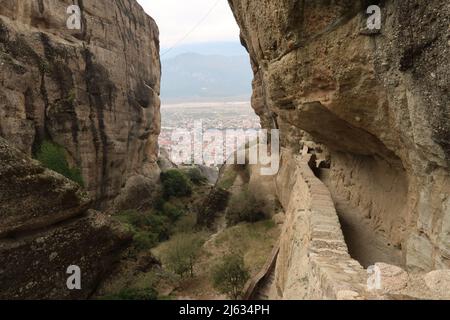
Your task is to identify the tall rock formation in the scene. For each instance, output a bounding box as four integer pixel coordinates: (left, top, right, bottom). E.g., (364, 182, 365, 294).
(0, 137, 131, 299)
(0, 0, 160, 299)
(228, 0, 449, 280)
(0, 0, 161, 206)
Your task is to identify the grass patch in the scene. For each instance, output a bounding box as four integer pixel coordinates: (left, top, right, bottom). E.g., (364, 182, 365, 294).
(213, 220, 279, 275)
(35, 140, 84, 187)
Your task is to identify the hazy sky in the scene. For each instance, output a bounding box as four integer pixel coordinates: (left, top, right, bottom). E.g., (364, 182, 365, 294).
(136, 0, 241, 49)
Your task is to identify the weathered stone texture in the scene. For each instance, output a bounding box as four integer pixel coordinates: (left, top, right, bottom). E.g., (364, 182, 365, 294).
(0, 137, 131, 299)
(229, 0, 449, 271)
(0, 0, 161, 205)
(0, 0, 158, 299)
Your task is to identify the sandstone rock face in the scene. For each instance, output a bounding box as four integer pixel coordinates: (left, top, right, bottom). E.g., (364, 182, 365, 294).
(424, 270, 450, 298)
(0, 137, 131, 299)
(0, 0, 161, 205)
(0, 136, 90, 238)
(229, 0, 449, 272)
(374, 263, 409, 292)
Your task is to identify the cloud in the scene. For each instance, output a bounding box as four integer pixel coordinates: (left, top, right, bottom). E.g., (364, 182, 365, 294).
(136, 0, 241, 48)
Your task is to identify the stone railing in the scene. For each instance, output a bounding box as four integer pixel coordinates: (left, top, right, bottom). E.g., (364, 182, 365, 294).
(273, 151, 374, 300)
(249, 150, 446, 300)
(298, 154, 370, 299)
(242, 244, 279, 300)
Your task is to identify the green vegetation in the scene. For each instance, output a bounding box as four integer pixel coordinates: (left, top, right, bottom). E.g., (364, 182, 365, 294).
(226, 189, 267, 226)
(38, 60, 51, 74)
(116, 210, 171, 250)
(68, 89, 77, 104)
(0, 52, 26, 74)
(116, 200, 188, 251)
(214, 220, 278, 274)
(162, 233, 205, 278)
(162, 202, 184, 222)
(186, 167, 208, 185)
(150, 218, 279, 299)
(35, 140, 84, 186)
(172, 211, 198, 234)
(101, 287, 158, 300)
(197, 188, 230, 227)
(217, 167, 238, 190)
(161, 169, 192, 199)
(212, 253, 250, 300)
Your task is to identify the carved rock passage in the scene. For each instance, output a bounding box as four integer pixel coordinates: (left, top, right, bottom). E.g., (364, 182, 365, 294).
(0, 0, 161, 206)
(263, 151, 449, 300)
(229, 0, 449, 272)
(271, 151, 368, 299)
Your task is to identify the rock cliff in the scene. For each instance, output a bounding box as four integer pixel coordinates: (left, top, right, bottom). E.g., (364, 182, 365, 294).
(0, 0, 161, 206)
(0, 137, 131, 299)
(0, 0, 159, 299)
(229, 0, 449, 291)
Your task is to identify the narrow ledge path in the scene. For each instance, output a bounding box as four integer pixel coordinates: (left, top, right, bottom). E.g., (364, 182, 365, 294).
(319, 169, 404, 269)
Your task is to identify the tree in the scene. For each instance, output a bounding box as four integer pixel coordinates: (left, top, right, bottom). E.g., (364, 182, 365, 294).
(212, 253, 250, 300)
(164, 233, 204, 278)
(186, 167, 208, 185)
(160, 170, 192, 199)
(226, 189, 266, 226)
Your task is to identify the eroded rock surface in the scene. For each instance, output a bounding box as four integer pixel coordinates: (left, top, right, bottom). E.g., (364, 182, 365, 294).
(0, 0, 159, 299)
(0, 0, 161, 205)
(229, 0, 449, 276)
(0, 137, 131, 299)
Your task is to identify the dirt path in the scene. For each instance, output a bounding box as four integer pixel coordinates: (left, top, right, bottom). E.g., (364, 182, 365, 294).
(320, 170, 403, 268)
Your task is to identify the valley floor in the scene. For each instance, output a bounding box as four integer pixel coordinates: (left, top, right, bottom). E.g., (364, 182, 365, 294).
(152, 218, 281, 300)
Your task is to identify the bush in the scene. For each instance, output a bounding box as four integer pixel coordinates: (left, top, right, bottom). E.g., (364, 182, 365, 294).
(212, 253, 250, 300)
(102, 287, 158, 300)
(146, 213, 171, 242)
(116, 210, 171, 249)
(161, 170, 192, 199)
(163, 233, 204, 278)
(197, 188, 230, 228)
(226, 189, 266, 226)
(116, 210, 144, 227)
(162, 203, 184, 222)
(36, 140, 84, 186)
(186, 167, 208, 185)
(133, 231, 159, 250)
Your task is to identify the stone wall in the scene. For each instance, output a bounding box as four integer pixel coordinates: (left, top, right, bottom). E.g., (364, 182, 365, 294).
(273, 150, 368, 299)
(269, 150, 450, 299)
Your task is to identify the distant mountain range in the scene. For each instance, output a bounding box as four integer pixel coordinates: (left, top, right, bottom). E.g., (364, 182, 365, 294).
(160, 41, 248, 59)
(160, 42, 253, 103)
